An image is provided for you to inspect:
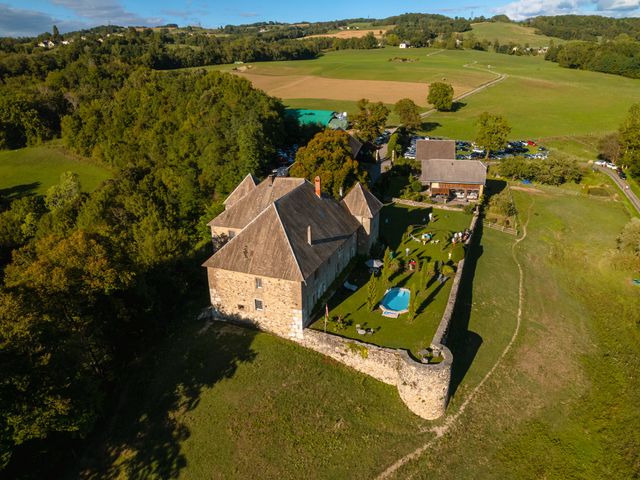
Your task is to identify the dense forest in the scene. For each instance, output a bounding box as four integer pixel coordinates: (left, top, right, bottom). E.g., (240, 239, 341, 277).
(528, 15, 640, 41)
(545, 39, 640, 79)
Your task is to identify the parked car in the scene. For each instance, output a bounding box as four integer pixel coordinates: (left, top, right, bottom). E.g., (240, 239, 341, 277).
(617, 168, 627, 180)
(594, 160, 607, 167)
(606, 162, 618, 170)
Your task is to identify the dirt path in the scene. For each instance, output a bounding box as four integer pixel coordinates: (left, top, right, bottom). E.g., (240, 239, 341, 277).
(420, 62, 507, 118)
(375, 204, 532, 479)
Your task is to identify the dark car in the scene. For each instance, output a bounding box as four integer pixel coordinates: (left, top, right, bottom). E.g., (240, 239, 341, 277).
(617, 168, 627, 180)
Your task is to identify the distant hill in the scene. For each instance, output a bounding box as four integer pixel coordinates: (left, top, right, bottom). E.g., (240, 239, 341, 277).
(469, 22, 566, 48)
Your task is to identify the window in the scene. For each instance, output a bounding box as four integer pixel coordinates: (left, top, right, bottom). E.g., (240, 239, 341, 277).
(255, 277, 262, 289)
(254, 299, 264, 311)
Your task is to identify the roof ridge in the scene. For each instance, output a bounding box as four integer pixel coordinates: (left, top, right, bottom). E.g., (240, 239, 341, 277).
(203, 200, 277, 267)
(272, 202, 306, 282)
(355, 183, 373, 217)
(223, 173, 256, 205)
(272, 177, 309, 206)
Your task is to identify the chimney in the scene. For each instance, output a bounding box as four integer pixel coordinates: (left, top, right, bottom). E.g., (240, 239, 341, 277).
(314, 176, 321, 198)
(307, 225, 312, 245)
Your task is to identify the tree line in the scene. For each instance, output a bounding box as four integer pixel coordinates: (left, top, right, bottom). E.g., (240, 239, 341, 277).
(0, 69, 291, 475)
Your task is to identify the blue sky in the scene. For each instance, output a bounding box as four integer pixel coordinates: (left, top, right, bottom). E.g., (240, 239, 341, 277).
(1, 0, 640, 37)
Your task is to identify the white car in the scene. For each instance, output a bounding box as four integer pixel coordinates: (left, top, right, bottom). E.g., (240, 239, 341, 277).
(606, 162, 618, 170)
(594, 160, 607, 166)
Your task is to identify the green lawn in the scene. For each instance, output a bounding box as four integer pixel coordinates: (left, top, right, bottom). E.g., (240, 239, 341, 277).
(311, 205, 472, 355)
(0, 144, 111, 198)
(469, 22, 566, 48)
(391, 184, 640, 478)
(71, 321, 429, 479)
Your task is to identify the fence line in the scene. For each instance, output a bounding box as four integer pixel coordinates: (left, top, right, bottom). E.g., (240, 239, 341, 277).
(483, 221, 517, 235)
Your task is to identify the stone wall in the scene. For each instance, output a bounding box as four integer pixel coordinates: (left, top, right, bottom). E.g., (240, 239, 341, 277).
(295, 330, 452, 420)
(392, 197, 469, 212)
(207, 268, 302, 338)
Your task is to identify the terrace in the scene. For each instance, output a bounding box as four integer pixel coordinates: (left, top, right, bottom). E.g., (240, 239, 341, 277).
(310, 203, 472, 357)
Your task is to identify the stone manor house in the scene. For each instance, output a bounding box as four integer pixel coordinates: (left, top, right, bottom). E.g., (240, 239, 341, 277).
(203, 174, 383, 339)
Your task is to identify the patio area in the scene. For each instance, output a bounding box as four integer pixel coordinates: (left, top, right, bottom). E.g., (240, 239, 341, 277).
(310, 203, 472, 357)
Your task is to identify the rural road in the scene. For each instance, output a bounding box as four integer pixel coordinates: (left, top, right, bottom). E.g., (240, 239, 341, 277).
(596, 166, 640, 214)
(420, 62, 507, 119)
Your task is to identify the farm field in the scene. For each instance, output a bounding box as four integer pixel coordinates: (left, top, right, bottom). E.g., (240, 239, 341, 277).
(0, 144, 111, 198)
(469, 21, 567, 47)
(206, 46, 640, 139)
(305, 26, 392, 39)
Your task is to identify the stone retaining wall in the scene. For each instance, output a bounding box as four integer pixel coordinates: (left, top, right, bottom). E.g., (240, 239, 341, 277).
(392, 197, 469, 212)
(294, 330, 452, 420)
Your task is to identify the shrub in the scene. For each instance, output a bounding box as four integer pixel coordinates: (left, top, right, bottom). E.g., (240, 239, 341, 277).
(347, 342, 369, 359)
(451, 244, 465, 263)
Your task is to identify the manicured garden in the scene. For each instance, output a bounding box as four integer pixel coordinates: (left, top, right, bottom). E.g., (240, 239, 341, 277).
(311, 204, 472, 356)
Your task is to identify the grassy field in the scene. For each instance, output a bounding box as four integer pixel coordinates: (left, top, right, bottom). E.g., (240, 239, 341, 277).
(391, 186, 640, 478)
(0, 144, 111, 198)
(469, 22, 566, 48)
(204, 45, 640, 139)
(311, 205, 471, 355)
(71, 321, 430, 479)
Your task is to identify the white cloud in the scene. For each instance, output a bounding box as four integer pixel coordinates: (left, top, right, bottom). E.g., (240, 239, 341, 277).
(51, 0, 164, 26)
(0, 3, 86, 37)
(495, 0, 640, 19)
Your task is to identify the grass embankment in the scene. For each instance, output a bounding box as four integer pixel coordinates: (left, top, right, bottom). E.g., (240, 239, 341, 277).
(0, 144, 111, 197)
(390, 187, 640, 478)
(72, 322, 429, 479)
(312, 205, 471, 354)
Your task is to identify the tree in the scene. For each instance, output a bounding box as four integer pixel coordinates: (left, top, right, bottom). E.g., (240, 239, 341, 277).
(52, 25, 61, 43)
(619, 103, 640, 178)
(353, 98, 389, 143)
(488, 189, 517, 217)
(598, 133, 621, 165)
(394, 98, 421, 131)
(618, 217, 640, 256)
(475, 112, 511, 158)
(1, 231, 133, 469)
(366, 273, 379, 311)
(427, 82, 454, 111)
(451, 243, 465, 263)
(45, 171, 81, 211)
(290, 129, 363, 198)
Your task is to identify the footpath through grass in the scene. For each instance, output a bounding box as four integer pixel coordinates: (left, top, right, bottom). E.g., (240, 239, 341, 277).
(0, 144, 111, 197)
(390, 186, 640, 479)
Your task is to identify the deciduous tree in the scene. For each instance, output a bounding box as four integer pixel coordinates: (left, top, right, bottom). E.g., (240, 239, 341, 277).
(427, 82, 454, 111)
(290, 129, 363, 198)
(619, 103, 640, 178)
(353, 98, 389, 143)
(475, 112, 511, 158)
(394, 98, 421, 131)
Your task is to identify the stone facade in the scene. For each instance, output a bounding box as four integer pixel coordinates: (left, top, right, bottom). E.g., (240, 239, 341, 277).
(207, 232, 358, 338)
(352, 213, 380, 255)
(301, 233, 357, 325)
(207, 268, 302, 338)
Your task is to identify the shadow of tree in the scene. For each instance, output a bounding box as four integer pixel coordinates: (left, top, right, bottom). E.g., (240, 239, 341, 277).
(416, 280, 446, 315)
(75, 320, 258, 479)
(420, 121, 441, 133)
(447, 221, 485, 398)
(0, 182, 40, 207)
(450, 101, 466, 112)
